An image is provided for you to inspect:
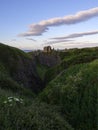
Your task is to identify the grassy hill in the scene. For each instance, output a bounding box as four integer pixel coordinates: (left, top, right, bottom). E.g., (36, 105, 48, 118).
(0, 43, 73, 130)
(28, 47, 98, 83)
(0, 43, 98, 130)
(45, 47, 98, 83)
(0, 43, 43, 93)
(40, 59, 98, 130)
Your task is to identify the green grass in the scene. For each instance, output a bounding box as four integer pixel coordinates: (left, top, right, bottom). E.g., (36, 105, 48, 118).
(0, 43, 43, 93)
(0, 43, 32, 74)
(45, 47, 98, 83)
(0, 60, 34, 97)
(0, 43, 98, 130)
(0, 43, 74, 130)
(36, 64, 49, 80)
(0, 88, 73, 130)
(40, 60, 98, 130)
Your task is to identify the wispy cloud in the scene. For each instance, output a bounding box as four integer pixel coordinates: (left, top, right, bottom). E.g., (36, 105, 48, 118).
(26, 38, 36, 41)
(51, 30, 98, 40)
(19, 7, 98, 37)
(63, 41, 98, 48)
(46, 39, 74, 45)
(52, 41, 98, 49)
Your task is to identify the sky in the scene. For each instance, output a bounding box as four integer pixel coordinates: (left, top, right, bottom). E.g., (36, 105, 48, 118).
(0, 0, 98, 50)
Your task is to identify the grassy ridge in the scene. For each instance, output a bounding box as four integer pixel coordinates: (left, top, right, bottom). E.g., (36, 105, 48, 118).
(0, 43, 98, 130)
(0, 43, 34, 96)
(45, 47, 98, 83)
(0, 43, 73, 129)
(40, 60, 98, 130)
(0, 43, 43, 93)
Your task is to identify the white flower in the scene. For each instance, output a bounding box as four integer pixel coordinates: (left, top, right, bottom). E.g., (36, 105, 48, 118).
(14, 98, 20, 102)
(8, 97, 13, 99)
(8, 99, 13, 102)
(3, 96, 24, 106)
(4, 101, 7, 104)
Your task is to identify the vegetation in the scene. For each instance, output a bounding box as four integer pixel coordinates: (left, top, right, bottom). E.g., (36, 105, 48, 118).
(40, 60, 98, 130)
(0, 88, 73, 130)
(0, 43, 43, 93)
(45, 47, 98, 83)
(36, 64, 49, 80)
(0, 43, 98, 130)
(28, 50, 61, 80)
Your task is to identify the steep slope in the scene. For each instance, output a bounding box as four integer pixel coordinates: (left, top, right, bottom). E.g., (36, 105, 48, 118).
(0, 43, 98, 130)
(35, 52, 61, 67)
(28, 51, 61, 80)
(0, 43, 74, 130)
(0, 43, 43, 93)
(29, 51, 61, 67)
(45, 47, 98, 83)
(40, 60, 98, 130)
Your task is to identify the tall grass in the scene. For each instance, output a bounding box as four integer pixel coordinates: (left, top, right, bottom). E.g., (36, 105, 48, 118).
(40, 60, 98, 130)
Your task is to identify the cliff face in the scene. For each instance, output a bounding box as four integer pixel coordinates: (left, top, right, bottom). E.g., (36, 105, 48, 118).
(37, 53, 61, 67)
(0, 43, 43, 93)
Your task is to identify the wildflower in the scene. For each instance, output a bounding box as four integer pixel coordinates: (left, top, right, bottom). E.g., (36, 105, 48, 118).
(8, 97, 13, 99)
(3, 96, 24, 106)
(8, 99, 13, 102)
(4, 101, 7, 104)
(14, 98, 20, 102)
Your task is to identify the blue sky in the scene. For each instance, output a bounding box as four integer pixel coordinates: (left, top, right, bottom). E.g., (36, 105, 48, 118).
(0, 0, 98, 50)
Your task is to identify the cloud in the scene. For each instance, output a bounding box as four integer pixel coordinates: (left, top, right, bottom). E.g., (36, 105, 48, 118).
(51, 30, 98, 40)
(46, 39, 74, 45)
(64, 41, 98, 48)
(26, 38, 36, 41)
(47, 30, 98, 45)
(52, 41, 98, 49)
(19, 7, 98, 37)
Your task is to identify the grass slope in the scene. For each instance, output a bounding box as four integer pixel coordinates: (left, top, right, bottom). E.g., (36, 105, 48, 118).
(0, 86, 73, 130)
(45, 47, 98, 83)
(0, 43, 43, 93)
(0, 43, 98, 130)
(0, 43, 73, 130)
(40, 60, 98, 130)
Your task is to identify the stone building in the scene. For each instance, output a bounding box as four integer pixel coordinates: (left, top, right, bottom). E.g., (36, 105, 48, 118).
(43, 46, 52, 53)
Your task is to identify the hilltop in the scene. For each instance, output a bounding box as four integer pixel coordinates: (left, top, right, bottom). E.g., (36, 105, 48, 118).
(0, 43, 98, 130)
